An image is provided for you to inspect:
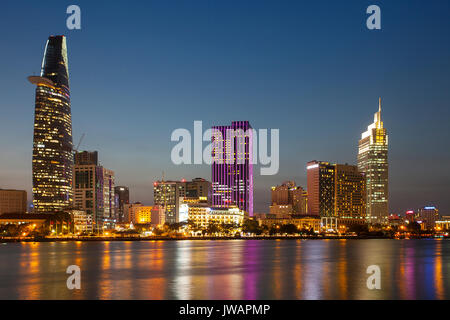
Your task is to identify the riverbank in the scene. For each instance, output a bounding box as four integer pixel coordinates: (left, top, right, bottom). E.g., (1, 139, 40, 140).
(2, 234, 441, 242)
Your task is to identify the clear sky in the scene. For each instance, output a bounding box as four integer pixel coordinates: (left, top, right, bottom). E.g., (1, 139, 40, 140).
(0, 0, 449, 214)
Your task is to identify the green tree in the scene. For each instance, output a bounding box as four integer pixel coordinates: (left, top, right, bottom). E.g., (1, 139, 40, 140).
(280, 224, 299, 235)
(242, 219, 263, 235)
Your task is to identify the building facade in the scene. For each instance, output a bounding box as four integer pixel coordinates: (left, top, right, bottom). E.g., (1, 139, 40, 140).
(270, 181, 307, 215)
(0, 189, 27, 215)
(153, 178, 211, 224)
(334, 164, 366, 218)
(418, 206, 439, 230)
(114, 186, 129, 223)
(307, 161, 366, 219)
(151, 205, 166, 227)
(73, 151, 115, 229)
(29, 35, 73, 212)
(211, 121, 253, 217)
(188, 204, 245, 229)
(307, 161, 335, 216)
(358, 98, 389, 222)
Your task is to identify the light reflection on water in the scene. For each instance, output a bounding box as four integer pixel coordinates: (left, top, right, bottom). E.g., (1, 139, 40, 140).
(0, 239, 449, 300)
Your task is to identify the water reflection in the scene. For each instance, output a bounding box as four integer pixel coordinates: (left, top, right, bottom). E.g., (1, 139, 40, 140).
(1, 239, 450, 299)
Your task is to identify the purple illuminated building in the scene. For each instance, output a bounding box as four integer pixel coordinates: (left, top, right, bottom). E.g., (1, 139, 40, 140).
(211, 121, 253, 217)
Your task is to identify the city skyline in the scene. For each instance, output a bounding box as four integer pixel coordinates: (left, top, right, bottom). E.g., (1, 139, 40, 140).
(1, 1, 449, 214)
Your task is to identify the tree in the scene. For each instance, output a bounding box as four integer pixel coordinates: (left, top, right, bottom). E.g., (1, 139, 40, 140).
(280, 224, 299, 235)
(242, 219, 263, 235)
(407, 222, 421, 233)
(206, 222, 220, 235)
(348, 224, 369, 235)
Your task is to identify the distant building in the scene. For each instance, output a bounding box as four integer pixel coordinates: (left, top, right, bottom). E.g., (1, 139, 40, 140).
(358, 98, 389, 222)
(256, 215, 321, 233)
(307, 161, 366, 220)
(307, 161, 335, 216)
(211, 121, 253, 217)
(188, 204, 245, 229)
(0, 189, 27, 215)
(270, 181, 307, 215)
(435, 216, 450, 231)
(74, 151, 98, 165)
(405, 210, 415, 223)
(417, 206, 439, 230)
(269, 204, 293, 216)
(73, 151, 115, 229)
(153, 178, 211, 224)
(114, 186, 129, 223)
(334, 164, 366, 218)
(151, 205, 165, 227)
(124, 202, 149, 224)
(67, 209, 91, 234)
(0, 213, 52, 228)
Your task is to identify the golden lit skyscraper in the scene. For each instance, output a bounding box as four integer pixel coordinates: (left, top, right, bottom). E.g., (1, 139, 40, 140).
(358, 98, 388, 222)
(28, 36, 73, 212)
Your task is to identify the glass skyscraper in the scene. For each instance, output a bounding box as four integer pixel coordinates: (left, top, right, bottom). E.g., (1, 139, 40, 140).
(358, 98, 389, 222)
(28, 36, 73, 212)
(211, 121, 253, 217)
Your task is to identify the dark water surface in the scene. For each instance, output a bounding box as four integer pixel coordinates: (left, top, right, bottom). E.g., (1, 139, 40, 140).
(0, 239, 449, 299)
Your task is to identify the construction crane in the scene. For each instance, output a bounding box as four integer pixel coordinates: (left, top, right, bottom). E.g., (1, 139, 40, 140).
(73, 133, 85, 154)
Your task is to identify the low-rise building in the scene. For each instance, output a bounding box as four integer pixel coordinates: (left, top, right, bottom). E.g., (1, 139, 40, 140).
(257, 215, 321, 233)
(0, 189, 27, 215)
(188, 204, 244, 228)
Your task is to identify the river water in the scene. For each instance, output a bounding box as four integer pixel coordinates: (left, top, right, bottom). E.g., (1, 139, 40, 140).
(0, 239, 448, 299)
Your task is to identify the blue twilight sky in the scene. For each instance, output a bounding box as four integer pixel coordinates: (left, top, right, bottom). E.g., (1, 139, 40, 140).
(0, 0, 449, 214)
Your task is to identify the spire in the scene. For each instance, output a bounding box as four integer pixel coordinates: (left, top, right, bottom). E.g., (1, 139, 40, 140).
(378, 97, 382, 113)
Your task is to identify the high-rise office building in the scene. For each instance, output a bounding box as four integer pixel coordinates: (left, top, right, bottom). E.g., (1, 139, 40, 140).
(154, 180, 178, 224)
(418, 206, 439, 230)
(73, 151, 115, 229)
(334, 164, 366, 218)
(307, 161, 366, 219)
(114, 186, 129, 223)
(28, 35, 73, 212)
(0, 189, 27, 215)
(358, 98, 389, 222)
(306, 161, 335, 216)
(211, 121, 253, 216)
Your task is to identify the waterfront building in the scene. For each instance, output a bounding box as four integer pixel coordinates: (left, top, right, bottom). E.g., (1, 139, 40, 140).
(358, 98, 389, 222)
(0, 213, 52, 229)
(0, 189, 27, 214)
(256, 215, 321, 233)
(73, 151, 115, 229)
(187, 204, 245, 229)
(334, 164, 366, 218)
(307, 161, 335, 216)
(417, 206, 439, 230)
(66, 209, 91, 234)
(114, 186, 129, 223)
(307, 161, 366, 220)
(435, 216, 450, 231)
(151, 205, 165, 227)
(211, 121, 253, 217)
(134, 206, 152, 224)
(154, 178, 211, 224)
(28, 35, 73, 212)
